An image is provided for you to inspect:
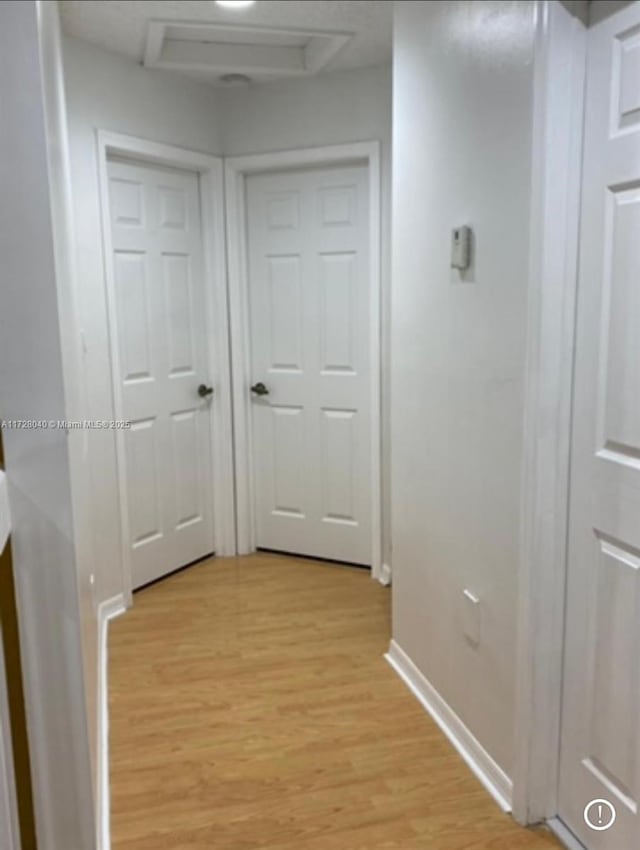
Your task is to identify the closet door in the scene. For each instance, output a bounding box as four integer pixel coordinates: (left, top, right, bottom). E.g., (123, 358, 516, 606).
(245, 164, 372, 565)
(106, 157, 215, 588)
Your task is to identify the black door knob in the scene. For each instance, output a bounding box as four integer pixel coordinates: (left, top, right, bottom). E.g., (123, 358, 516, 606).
(198, 384, 214, 398)
(250, 382, 269, 396)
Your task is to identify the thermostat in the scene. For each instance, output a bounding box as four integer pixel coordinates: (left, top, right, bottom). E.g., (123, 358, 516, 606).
(451, 225, 471, 270)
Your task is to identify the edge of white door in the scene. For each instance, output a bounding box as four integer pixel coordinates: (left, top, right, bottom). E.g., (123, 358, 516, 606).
(225, 142, 383, 580)
(512, 0, 587, 826)
(97, 131, 236, 604)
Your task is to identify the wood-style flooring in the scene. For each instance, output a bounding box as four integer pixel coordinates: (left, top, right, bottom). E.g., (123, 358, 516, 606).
(109, 553, 560, 849)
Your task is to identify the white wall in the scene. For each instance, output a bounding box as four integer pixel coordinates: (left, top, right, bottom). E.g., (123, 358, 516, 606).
(63, 36, 225, 603)
(391, 0, 536, 777)
(220, 66, 393, 567)
(0, 3, 95, 848)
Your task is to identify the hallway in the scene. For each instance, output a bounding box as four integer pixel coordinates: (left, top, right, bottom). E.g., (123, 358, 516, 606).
(109, 554, 559, 849)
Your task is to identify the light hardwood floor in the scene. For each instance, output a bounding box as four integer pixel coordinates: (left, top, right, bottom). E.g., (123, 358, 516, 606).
(109, 553, 560, 849)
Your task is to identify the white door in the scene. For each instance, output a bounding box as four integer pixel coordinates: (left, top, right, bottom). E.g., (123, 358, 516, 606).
(246, 164, 371, 565)
(106, 158, 215, 589)
(558, 3, 640, 847)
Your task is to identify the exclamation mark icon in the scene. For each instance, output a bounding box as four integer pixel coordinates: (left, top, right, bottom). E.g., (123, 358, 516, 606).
(584, 798, 616, 831)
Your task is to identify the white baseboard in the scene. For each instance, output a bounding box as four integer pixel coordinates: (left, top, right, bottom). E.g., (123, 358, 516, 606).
(100, 594, 127, 625)
(97, 594, 127, 850)
(546, 818, 587, 850)
(379, 563, 392, 586)
(385, 639, 513, 812)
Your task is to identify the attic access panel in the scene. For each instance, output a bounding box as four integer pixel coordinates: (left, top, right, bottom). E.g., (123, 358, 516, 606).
(144, 20, 353, 83)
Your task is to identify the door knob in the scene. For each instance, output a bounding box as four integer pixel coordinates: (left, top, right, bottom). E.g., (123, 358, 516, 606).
(198, 384, 214, 398)
(250, 382, 269, 397)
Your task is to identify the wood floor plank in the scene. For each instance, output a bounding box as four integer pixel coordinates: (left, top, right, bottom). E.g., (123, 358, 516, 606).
(109, 553, 559, 849)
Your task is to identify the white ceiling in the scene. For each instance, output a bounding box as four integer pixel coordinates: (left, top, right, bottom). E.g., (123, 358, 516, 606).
(59, 1, 394, 84)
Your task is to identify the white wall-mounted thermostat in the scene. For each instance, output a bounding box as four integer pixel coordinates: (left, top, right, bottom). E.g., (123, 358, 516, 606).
(451, 225, 472, 270)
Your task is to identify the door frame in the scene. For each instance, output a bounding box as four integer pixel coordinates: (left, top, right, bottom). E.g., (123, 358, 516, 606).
(0, 624, 20, 850)
(96, 131, 236, 602)
(224, 142, 384, 580)
(512, 0, 587, 827)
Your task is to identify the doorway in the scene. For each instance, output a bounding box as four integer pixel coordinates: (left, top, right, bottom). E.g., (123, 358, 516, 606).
(98, 133, 235, 593)
(225, 144, 383, 578)
(104, 157, 214, 589)
(245, 163, 372, 565)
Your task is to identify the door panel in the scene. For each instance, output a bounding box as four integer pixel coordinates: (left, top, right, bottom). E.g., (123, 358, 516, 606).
(114, 251, 152, 382)
(246, 165, 371, 565)
(164, 253, 197, 376)
(320, 252, 357, 373)
(271, 404, 306, 517)
(106, 158, 215, 588)
(558, 4, 640, 847)
(267, 255, 303, 370)
(321, 407, 358, 523)
(126, 417, 161, 548)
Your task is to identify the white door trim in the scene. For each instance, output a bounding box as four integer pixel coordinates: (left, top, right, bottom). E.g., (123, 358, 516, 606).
(0, 481, 18, 850)
(96, 594, 126, 850)
(0, 627, 20, 850)
(513, 0, 587, 825)
(97, 130, 236, 603)
(225, 142, 383, 580)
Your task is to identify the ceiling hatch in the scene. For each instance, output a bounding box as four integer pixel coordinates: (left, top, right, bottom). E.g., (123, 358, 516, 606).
(143, 20, 354, 83)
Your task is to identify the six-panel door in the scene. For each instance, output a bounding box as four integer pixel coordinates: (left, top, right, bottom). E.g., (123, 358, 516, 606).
(106, 158, 215, 589)
(558, 3, 640, 847)
(245, 165, 372, 565)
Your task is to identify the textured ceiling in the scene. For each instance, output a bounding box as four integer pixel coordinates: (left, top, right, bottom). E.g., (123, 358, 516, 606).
(59, 1, 394, 80)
